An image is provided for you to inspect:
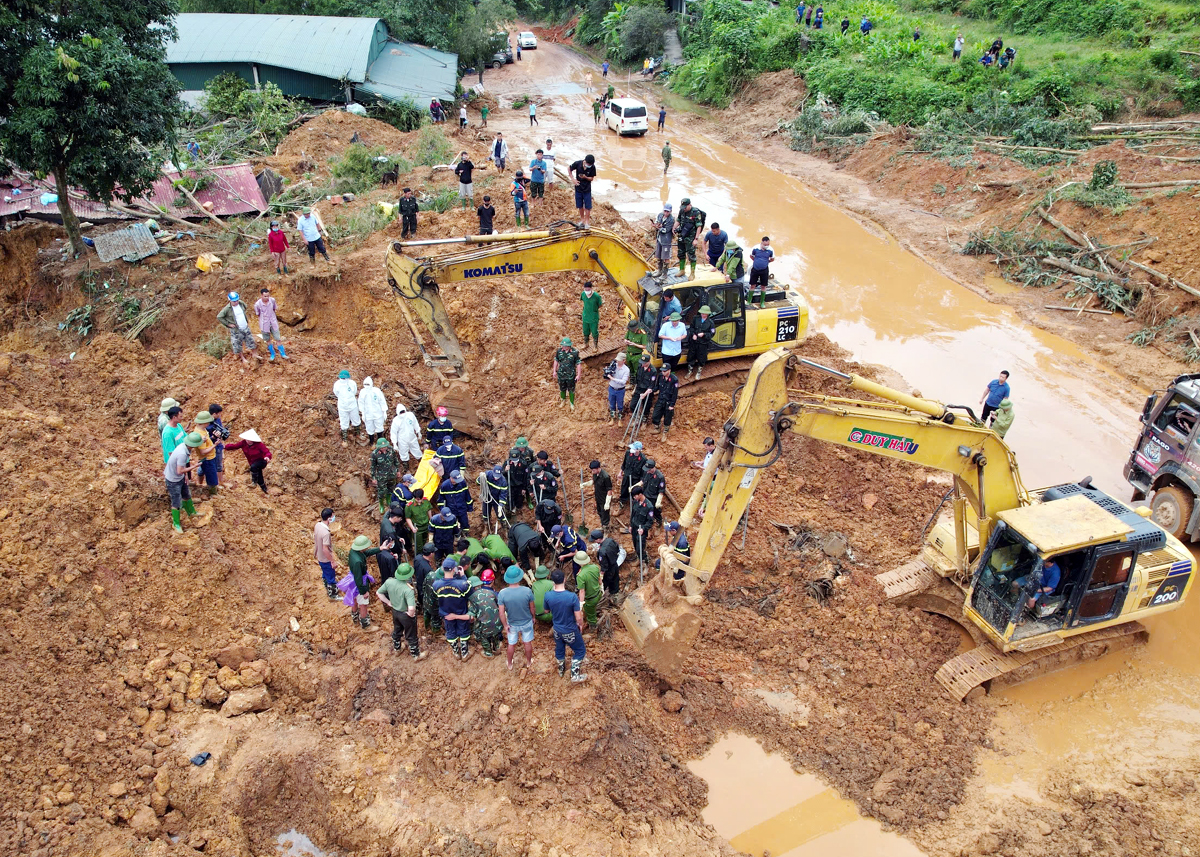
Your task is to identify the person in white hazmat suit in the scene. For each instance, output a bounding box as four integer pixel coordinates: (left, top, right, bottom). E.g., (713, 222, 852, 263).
(390, 403, 423, 467)
(358, 377, 388, 443)
(333, 369, 362, 446)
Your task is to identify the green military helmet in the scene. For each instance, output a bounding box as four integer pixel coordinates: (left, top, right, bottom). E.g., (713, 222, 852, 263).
(396, 563, 414, 580)
(534, 564, 550, 579)
(375, 437, 390, 448)
(193, 410, 214, 425)
(699, 305, 711, 314)
(561, 336, 573, 346)
(467, 575, 482, 590)
(515, 436, 529, 448)
(351, 535, 372, 551)
(504, 565, 524, 584)
(573, 550, 590, 565)
(670, 311, 681, 321)
(183, 431, 206, 447)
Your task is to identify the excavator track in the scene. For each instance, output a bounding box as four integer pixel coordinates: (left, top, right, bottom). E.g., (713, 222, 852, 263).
(936, 622, 1147, 701)
(876, 558, 942, 601)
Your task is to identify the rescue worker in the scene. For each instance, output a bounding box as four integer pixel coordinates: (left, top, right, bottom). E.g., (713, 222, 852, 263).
(661, 141, 672, 175)
(434, 559, 473, 659)
(415, 543, 439, 630)
(435, 435, 465, 480)
(531, 462, 560, 505)
(389, 403, 422, 468)
(507, 520, 545, 569)
(441, 469, 474, 532)
(429, 505, 461, 562)
(405, 487, 432, 557)
(718, 238, 746, 288)
(588, 460, 613, 529)
(333, 369, 362, 446)
(590, 528, 622, 594)
(651, 203, 675, 277)
(632, 354, 658, 425)
(574, 551, 602, 628)
(686, 305, 716, 381)
(619, 440, 647, 508)
(675, 198, 707, 280)
(532, 564, 554, 622)
(468, 575, 503, 657)
(355, 374, 388, 441)
(580, 281, 603, 349)
(629, 486, 655, 564)
(397, 186, 419, 239)
(641, 458, 667, 523)
(535, 497, 563, 535)
(369, 438, 402, 514)
(426, 406, 455, 448)
(381, 505, 407, 563)
(506, 449, 531, 512)
(164, 431, 202, 534)
(650, 364, 680, 439)
(349, 534, 392, 629)
(481, 464, 509, 531)
(553, 336, 582, 411)
(390, 473, 415, 530)
(992, 398, 1015, 439)
(377, 562, 425, 660)
(551, 523, 584, 570)
(624, 317, 649, 365)
(665, 521, 691, 580)
(481, 532, 518, 567)
(535, 449, 561, 478)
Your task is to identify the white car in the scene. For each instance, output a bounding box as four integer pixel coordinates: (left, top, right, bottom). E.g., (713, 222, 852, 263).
(518, 31, 538, 49)
(605, 97, 649, 136)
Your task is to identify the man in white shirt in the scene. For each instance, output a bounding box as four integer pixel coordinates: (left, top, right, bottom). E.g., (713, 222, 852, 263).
(216, 291, 261, 366)
(333, 369, 362, 446)
(294, 206, 330, 264)
(542, 139, 557, 192)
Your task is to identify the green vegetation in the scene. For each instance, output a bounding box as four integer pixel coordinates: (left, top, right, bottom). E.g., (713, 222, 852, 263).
(665, 0, 1200, 125)
(197, 329, 232, 360)
(330, 144, 413, 194)
(420, 188, 460, 213)
(413, 127, 455, 166)
(0, 0, 184, 257)
(369, 98, 426, 132)
(575, 0, 671, 62)
(181, 76, 308, 164)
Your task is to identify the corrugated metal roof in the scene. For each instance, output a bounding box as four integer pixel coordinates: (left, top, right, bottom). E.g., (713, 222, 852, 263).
(147, 163, 267, 219)
(361, 41, 458, 103)
(167, 14, 387, 83)
(92, 223, 161, 263)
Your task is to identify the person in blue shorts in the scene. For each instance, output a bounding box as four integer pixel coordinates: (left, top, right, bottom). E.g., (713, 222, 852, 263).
(569, 154, 597, 228)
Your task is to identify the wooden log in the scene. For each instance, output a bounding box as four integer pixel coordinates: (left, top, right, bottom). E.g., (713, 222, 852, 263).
(1044, 304, 1114, 315)
(1043, 256, 1128, 285)
(1122, 180, 1200, 189)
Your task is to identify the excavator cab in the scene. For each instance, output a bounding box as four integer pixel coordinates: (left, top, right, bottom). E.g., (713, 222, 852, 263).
(636, 281, 748, 361)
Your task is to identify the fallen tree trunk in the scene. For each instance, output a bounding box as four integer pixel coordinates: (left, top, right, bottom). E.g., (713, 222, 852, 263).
(1043, 256, 1128, 285)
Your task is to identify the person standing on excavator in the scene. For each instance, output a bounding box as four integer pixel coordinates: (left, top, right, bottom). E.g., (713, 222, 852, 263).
(686, 305, 716, 381)
(651, 203, 675, 277)
(580, 281, 603, 349)
(675, 198, 706, 280)
(553, 336, 582, 412)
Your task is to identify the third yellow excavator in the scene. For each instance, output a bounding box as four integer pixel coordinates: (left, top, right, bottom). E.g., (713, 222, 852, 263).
(620, 347, 1195, 699)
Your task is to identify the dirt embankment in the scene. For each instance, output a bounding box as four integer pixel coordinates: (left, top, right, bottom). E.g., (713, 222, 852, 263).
(698, 69, 1200, 390)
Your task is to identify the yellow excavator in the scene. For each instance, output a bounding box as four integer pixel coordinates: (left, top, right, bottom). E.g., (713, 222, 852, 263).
(384, 225, 808, 432)
(620, 347, 1195, 699)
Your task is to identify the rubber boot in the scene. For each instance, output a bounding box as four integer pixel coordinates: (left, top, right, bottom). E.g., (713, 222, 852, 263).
(277, 343, 289, 360)
(694, 366, 702, 380)
(267, 343, 276, 362)
(689, 263, 696, 279)
(678, 261, 686, 277)
(182, 498, 198, 517)
(393, 638, 404, 652)
(359, 613, 372, 629)
(556, 659, 566, 678)
(171, 509, 183, 534)
(341, 429, 348, 447)
(325, 582, 339, 600)
(283, 265, 289, 274)
(570, 658, 588, 682)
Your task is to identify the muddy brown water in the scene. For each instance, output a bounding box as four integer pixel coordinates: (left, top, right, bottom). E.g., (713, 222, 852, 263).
(481, 44, 1200, 852)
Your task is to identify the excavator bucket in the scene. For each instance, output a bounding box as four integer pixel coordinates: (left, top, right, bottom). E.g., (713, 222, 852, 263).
(430, 381, 483, 438)
(618, 546, 709, 682)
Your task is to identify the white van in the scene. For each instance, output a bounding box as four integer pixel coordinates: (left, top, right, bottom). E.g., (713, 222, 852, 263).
(605, 97, 649, 136)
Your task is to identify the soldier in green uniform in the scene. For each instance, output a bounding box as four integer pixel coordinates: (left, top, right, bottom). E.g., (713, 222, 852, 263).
(623, 317, 648, 366)
(574, 550, 602, 628)
(369, 438, 402, 514)
(482, 533, 518, 567)
(579, 281, 603, 349)
(675, 198, 707, 280)
(531, 564, 554, 622)
(553, 336, 582, 411)
(421, 563, 443, 633)
(377, 563, 427, 660)
(661, 141, 672, 175)
(405, 488, 432, 558)
(468, 577, 503, 657)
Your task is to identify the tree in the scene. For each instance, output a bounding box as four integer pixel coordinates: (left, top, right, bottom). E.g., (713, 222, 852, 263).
(455, 0, 516, 84)
(0, 0, 184, 256)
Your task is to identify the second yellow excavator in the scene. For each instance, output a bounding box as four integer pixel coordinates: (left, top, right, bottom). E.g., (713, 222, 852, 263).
(384, 225, 808, 433)
(620, 347, 1195, 699)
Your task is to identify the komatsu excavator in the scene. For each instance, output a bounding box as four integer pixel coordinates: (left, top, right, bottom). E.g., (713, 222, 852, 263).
(620, 347, 1195, 699)
(384, 225, 807, 432)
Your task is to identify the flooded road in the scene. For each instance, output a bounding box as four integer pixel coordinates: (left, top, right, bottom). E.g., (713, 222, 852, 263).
(486, 46, 1139, 493)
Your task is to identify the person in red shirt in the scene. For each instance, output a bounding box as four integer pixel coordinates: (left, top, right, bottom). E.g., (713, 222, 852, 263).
(267, 221, 289, 275)
(224, 429, 273, 494)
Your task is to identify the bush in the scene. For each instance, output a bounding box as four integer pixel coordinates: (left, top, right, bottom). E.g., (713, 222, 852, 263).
(198, 329, 231, 360)
(617, 6, 673, 62)
(326, 205, 395, 244)
(330, 145, 412, 194)
(202, 72, 249, 118)
(370, 98, 425, 132)
(420, 188, 460, 212)
(413, 126, 454, 167)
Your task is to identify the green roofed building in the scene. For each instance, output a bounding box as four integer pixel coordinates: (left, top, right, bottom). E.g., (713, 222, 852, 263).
(167, 14, 457, 105)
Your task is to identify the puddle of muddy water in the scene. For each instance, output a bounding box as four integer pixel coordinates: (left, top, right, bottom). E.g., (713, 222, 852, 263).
(689, 734, 928, 857)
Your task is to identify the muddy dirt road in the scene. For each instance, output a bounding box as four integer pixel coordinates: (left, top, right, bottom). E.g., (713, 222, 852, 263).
(477, 41, 1200, 856)
(480, 42, 1141, 493)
